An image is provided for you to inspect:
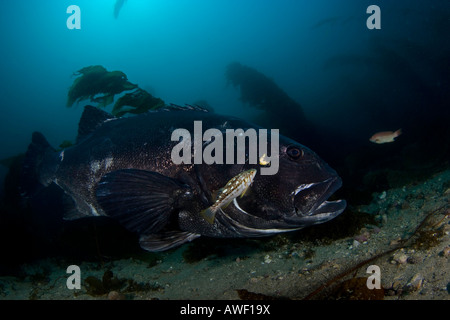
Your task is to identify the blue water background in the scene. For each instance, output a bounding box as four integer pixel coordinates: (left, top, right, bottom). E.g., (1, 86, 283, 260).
(0, 0, 448, 185)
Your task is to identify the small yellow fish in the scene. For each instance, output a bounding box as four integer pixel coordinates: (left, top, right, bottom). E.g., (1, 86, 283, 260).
(370, 129, 402, 144)
(201, 169, 257, 224)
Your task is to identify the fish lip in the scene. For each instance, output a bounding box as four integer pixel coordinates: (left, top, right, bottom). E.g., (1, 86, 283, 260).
(292, 176, 345, 218)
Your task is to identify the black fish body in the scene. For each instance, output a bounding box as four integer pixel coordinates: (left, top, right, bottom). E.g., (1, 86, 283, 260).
(22, 106, 346, 251)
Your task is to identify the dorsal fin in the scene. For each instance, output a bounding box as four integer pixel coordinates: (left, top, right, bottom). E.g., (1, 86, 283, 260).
(160, 103, 210, 112)
(184, 104, 211, 112)
(77, 105, 115, 143)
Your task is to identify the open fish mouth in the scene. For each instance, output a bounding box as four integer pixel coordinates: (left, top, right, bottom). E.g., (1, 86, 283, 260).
(288, 176, 346, 225)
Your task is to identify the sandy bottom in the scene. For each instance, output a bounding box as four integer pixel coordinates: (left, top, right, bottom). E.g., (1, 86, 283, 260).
(1, 169, 449, 300)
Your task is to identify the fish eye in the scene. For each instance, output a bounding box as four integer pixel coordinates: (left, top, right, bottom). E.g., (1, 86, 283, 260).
(286, 146, 303, 159)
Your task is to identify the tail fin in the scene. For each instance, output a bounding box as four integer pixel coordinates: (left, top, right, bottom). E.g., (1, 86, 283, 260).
(200, 206, 218, 224)
(20, 132, 56, 197)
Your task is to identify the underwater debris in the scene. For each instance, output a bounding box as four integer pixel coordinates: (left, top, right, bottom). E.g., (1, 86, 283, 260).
(412, 225, 447, 250)
(412, 209, 450, 250)
(408, 204, 449, 250)
(112, 88, 165, 117)
(67, 65, 137, 108)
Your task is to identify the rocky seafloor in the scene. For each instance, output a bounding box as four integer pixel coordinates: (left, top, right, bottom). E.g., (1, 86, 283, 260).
(0, 168, 449, 300)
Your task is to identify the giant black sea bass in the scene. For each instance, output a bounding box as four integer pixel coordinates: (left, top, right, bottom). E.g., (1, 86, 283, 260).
(21, 105, 346, 251)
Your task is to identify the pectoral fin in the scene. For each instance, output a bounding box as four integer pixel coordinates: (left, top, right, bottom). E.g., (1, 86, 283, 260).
(96, 169, 192, 234)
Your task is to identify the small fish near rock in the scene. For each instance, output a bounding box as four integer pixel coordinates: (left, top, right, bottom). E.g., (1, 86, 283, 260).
(369, 129, 402, 144)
